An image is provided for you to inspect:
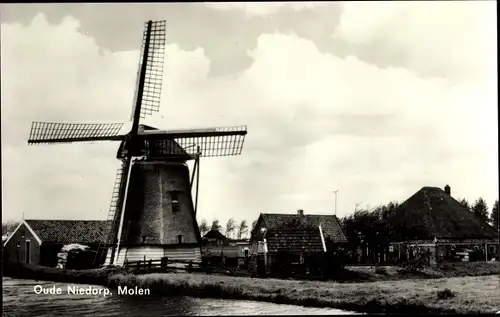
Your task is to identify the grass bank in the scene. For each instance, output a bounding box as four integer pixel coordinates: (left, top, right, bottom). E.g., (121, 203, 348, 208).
(345, 262, 499, 282)
(4, 262, 499, 313)
(108, 272, 500, 314)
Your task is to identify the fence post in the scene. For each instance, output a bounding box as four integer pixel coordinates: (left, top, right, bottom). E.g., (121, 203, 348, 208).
(148, 259, 152, 271)
(161, 257, 168, 270)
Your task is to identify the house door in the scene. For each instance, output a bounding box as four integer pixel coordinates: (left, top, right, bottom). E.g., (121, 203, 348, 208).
(25, 240, 31, 264)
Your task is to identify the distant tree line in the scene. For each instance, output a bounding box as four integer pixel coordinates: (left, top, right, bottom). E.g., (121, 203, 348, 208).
(2, 221, 19, 236)
(198, 218, 258, 240)
(458, 197, 499, 230)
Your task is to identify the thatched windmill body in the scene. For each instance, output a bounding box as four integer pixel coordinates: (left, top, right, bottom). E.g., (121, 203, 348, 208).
(27, 20, 247, 266)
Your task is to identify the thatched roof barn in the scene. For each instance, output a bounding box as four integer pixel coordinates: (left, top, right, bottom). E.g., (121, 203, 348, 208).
(388, 185, 498, 264)
(390, 185, 497, 241)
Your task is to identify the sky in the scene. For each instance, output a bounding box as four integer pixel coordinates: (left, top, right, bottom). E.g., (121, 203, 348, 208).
(1, 2, 498, 231)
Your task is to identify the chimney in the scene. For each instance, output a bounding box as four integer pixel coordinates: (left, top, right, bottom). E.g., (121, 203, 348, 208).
(444, 185, 451, 195)
(297, 209, 304, 216)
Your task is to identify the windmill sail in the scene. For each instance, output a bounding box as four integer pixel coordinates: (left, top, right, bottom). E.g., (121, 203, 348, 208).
(139, 125, 248, 157)
(129, 20, 167, 121)
(28, 122, 125, 144)
(95, 160, 129, 265)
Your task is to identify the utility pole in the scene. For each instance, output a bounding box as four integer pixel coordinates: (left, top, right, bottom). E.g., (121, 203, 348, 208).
(330, 189, 339, 216)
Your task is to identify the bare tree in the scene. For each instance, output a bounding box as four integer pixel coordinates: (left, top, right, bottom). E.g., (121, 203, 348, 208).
(237, 220, 248, 239)
(251, 220, 258, 236)
(211, 219, 222, 232)
(199, 219, 209, 236)
(225, 218, 236, 239)
(2, 221, 19, 236)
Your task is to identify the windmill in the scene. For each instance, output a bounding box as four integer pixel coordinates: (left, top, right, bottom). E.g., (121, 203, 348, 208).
(27, 20, 247, 267)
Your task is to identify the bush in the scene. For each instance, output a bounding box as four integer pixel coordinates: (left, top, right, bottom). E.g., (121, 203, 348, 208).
(400, 248, 431, 273)
(374, 266, 388, 275)
(436, 288, 455, 300)
(439, 262, 454, 272)
(437, 261, 499, 277)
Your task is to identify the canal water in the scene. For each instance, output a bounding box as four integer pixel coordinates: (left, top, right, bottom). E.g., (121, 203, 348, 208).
(3, 278, 359, 316)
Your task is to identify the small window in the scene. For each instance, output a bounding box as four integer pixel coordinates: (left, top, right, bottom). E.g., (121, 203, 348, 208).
(177, 235, 184, 244)
(21, 231, 25, 239)
(16, 241, 20, 248)
(141, 236, 147, 244)
(171, 191, 180, 212)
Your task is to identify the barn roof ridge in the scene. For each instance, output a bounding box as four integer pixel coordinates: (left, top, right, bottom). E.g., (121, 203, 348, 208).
(393, 185, 498, 240)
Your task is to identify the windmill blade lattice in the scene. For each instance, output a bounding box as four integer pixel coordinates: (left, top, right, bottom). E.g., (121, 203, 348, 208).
(28, 122, 125, 144)
(130, 20, 167, 121)
(141, 126, 247, 157)
(174, 134, 246, 157)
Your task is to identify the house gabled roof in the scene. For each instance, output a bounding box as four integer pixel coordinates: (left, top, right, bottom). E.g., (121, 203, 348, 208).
(3, 221, 42, 246)
(24, 219, 110, 245)
(256, 213, 348, 243)
(391, 186, 498, 241)
(203, 229, 228, 241)
(266, 228, 326, 253)
(202, 229, 235, 246)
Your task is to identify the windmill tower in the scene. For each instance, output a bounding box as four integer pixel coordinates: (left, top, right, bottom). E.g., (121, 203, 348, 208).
(27, 20, 247, 267)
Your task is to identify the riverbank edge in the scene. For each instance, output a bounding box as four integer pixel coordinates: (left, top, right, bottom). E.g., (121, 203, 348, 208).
(3, 263, 474, 314)
(107, 273, 459, 314)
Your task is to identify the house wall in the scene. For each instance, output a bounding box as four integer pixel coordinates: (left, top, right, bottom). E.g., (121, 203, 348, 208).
(391, 240, 499, 264)
(203, 245, 238, 257)
(203, 243, 250, 258)
(3, 223, 41, 265)
(164, 246, 202, 263)
(235, 243, 251, 258)
(115, 245, 202, 266)
(202, 241, 250, 268)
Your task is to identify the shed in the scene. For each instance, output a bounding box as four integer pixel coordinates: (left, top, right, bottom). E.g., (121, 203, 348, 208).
(202, 229, 250, 267)
(3, 219, 109, 267)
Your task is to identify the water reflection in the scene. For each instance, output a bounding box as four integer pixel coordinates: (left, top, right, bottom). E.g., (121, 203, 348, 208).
(3, 278, 359, 316)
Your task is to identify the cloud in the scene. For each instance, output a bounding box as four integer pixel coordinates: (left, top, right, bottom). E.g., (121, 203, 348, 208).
(332, 1, 497, 84)
(204, 2, 331, 17)
(1, 6, 497, 227)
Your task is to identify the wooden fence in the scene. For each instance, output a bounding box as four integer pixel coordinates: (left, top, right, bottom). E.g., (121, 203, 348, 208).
(123, 256, 250, 276)
(123, 257, 200, 274)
